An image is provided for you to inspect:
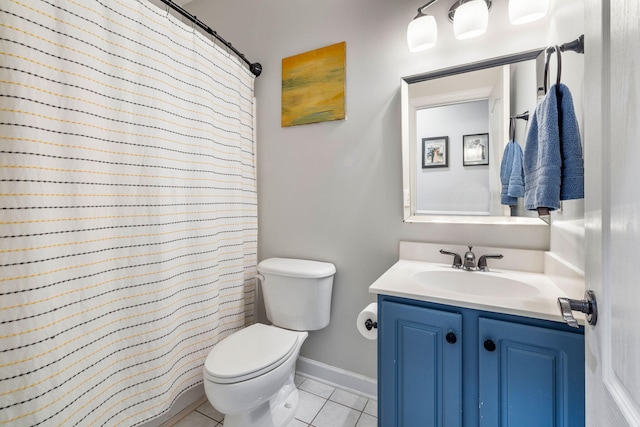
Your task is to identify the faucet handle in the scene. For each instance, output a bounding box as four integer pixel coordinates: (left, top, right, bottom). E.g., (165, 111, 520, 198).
(439, 249, 462, 269)
(477, 254, 504, 272)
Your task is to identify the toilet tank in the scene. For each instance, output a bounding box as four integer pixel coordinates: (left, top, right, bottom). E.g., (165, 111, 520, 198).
(257, 258, 336, 331)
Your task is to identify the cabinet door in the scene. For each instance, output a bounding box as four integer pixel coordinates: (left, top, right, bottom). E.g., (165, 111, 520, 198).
(379, 301, 462, 427)
(478, 317, 585, 427)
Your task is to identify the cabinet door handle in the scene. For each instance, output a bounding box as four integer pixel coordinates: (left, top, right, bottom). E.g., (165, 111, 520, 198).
(483, 339, 496, 352)
(445, 332, 457, 344)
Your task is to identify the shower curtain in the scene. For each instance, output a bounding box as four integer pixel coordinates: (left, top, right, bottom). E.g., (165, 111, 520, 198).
(0, 1, 257, 425)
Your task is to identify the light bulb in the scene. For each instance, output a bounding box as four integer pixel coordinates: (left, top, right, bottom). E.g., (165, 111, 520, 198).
(407, 14, 438, 52)
(453, 0, 489, 40)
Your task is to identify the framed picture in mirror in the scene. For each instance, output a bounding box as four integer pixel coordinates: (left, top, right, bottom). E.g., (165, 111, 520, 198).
(462, 133, 489, 166)
(422, 136, 448, 168)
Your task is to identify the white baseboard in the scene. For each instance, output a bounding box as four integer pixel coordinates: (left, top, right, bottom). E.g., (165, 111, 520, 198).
(295, 357, 377, 400)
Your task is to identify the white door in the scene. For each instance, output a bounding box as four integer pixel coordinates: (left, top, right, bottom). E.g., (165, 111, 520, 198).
(584, 1, 640, 425)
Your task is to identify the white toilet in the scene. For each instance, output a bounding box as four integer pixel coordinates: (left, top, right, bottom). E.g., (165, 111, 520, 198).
(203, 258, 336, 427)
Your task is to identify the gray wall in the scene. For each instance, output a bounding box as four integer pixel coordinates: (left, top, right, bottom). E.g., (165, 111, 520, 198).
(185, 0, 583, 379)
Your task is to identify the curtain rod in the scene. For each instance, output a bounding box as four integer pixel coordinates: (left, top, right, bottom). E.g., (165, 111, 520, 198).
(157, 0, 262, 77)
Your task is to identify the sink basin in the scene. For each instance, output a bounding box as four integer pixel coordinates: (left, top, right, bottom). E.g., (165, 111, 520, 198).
(412, 269, 540, 298)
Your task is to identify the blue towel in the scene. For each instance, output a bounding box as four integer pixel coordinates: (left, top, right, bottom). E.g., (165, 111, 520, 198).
(557, 84, 584, 200)
(500, 141, 515, 205)
(523, 83, 584, 211)
(524, 88, 562, 211)
(500, 140, 524, 205)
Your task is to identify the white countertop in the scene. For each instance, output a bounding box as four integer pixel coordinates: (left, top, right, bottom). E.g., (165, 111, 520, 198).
(369, 259, 585, 325)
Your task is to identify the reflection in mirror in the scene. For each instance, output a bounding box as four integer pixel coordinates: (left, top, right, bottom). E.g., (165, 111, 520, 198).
(401, 50, 553, 224)
(416, 100, 491, 215)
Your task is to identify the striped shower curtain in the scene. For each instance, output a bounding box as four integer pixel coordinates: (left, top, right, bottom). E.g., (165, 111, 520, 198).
(0, 0, 257, 425)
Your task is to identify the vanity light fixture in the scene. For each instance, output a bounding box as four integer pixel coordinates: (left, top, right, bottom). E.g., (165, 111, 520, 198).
(407, 0, 492, 51)
(408, 0, 549, 51)
(451, 0, 490, 40)
(407, 0, 439, 52)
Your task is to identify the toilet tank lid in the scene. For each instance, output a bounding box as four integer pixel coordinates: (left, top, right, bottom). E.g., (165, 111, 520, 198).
(258, 258, 336, 278)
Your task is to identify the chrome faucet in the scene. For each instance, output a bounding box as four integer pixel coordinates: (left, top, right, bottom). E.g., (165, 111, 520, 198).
(440, 246, 503, 272)
(463, 246, 476, 271)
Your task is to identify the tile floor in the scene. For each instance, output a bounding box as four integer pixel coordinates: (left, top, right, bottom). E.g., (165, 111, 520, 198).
(173, 375, 377, 427)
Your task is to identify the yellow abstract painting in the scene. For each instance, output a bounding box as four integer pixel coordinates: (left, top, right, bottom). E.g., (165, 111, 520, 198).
(282, 42, 346, 127)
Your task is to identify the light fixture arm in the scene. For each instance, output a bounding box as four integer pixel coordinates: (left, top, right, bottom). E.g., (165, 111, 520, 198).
(414, 0, 440, 18)
(447, 0, 492, 22)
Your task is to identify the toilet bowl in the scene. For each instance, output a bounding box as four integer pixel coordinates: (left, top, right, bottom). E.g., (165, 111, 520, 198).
(203, 258, 335, 427)
(204, 324, 308, 427)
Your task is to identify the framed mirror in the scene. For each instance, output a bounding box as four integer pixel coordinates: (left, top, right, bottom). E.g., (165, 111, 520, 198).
(401, 49, 551, 224)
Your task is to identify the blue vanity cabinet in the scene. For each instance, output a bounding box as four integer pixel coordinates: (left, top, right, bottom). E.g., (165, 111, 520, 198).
(379, 299, 463, 427)
(478, 317, 585, 427)
(378, 295, 585, 427)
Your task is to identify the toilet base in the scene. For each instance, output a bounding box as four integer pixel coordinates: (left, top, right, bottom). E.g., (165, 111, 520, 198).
(222, 375, 299, 427)
(270, 378, 298, 427)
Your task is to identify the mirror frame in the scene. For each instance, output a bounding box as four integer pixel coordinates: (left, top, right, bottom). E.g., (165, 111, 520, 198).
(401, 49, 548, 225)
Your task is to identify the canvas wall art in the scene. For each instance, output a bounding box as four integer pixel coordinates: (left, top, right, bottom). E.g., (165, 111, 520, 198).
(281, 42, 346, 127)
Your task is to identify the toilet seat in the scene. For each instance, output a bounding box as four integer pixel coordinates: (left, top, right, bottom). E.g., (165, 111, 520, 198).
(204, 323, 300, 384)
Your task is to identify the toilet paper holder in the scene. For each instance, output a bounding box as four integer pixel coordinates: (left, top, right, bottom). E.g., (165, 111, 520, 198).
(364, 319, 377, 331)
(357, 302, 378, 340)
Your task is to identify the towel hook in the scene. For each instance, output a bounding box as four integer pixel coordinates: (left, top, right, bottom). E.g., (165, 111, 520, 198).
(543, 45, 562, 95)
